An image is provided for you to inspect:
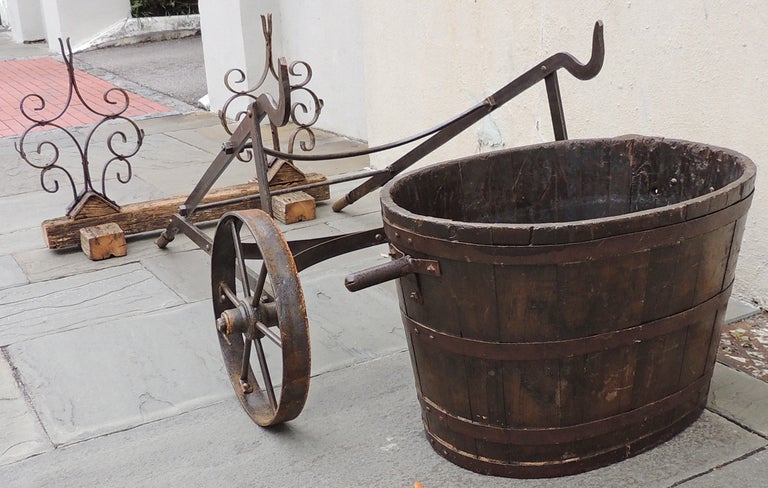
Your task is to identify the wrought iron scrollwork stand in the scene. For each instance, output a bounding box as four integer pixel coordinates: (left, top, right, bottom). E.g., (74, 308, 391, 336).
(16, 38, 144, 216)
(218, 14, 324, 165)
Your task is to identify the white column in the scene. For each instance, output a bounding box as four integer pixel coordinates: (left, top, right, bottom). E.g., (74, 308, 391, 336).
(0, 0, 10, 27)
(40, 0, 130, 52)
(199, 0, 281, 119)
(5, 0, 45, 43)
(277, 1, 367, 140)
(199, 0, 366, 140)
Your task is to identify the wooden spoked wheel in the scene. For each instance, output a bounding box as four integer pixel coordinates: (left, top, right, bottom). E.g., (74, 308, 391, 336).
(211, 209, 310, 426)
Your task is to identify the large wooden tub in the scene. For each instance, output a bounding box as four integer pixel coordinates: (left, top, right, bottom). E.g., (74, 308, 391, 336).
(379, 136, 756, 478)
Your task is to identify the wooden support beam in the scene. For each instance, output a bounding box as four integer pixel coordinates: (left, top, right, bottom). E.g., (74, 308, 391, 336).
(42, 173, 329, 250)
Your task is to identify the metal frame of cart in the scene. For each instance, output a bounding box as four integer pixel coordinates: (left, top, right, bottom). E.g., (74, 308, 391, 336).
(155, 21, 605, 427)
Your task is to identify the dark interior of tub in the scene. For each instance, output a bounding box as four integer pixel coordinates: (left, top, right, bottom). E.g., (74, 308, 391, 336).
(389, 138, 747, 224)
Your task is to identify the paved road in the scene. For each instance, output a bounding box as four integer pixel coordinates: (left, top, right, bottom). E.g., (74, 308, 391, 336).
(77, 35, 207, 108)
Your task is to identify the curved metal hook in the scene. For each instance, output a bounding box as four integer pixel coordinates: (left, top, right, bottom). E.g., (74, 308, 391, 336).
(542, 20, 604, 80)
(254, 57, 291, 126)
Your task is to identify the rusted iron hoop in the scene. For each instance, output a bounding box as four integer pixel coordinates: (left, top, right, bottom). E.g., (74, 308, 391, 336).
(211, 209, 310, 426)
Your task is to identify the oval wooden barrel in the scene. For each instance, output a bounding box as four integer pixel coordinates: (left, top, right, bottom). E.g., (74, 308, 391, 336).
(379, 136, 756, 478)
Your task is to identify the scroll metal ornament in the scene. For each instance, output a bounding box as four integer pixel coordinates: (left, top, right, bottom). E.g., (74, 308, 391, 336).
(218, 14, 324, 164)
(16, 38, 144, 216)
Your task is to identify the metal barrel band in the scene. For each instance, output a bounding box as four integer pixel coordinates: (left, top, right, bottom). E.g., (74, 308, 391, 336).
(383, 193, 753, 266)
(418, 373, 708, 447)
(424, 408, 704, 479)
(403, 283, 731, 361)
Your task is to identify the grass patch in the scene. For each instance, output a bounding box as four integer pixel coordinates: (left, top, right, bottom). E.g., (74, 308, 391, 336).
(131, 0, 199, 17)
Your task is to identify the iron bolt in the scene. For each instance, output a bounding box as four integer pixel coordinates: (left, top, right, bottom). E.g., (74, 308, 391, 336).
(216, 317, 228, 334)
(540, 65, 548, 72)
(409, 291, 421, 301)
(426, 264, 436, 273)
(240, 380, 254, 394)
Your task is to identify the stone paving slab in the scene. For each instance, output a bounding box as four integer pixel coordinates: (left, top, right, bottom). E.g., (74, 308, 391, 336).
(140, 248, 211, 303)
(0, 263, 184, 346)
(0, 188, 72, 234)
(0, 148, 35, 199)
(6, 301, 229, 447)
(0, 255, 27, 290)
(127, 133, 218, 172)
(679, 447, 768, 487)
(133, 154, 262, 198)
(300, 246, 405, 376)
(724, 296, 761, 323)
(0, 228, 46, 256)
(708, 362, 768, 437)
(129, 112, 219, 137)
(294, 134, 372, 176)
(160, 121, 234, 154)
(0, 174, 167, 236)
(0, 351, 764, 487)
(0, 353, 51, 466)
(13, 233, 198, 284)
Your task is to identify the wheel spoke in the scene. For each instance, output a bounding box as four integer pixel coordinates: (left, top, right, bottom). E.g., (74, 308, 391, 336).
(250, 262, 268, 307)
(239, 338, 252, 384)
(253, 338, 277, 411)
(255, 321, 282, 347)
(220, 282, 239, 307)
(230, 220, 252, 298)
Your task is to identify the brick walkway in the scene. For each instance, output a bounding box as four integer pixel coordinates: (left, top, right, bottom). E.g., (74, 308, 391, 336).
(0, 56, 170, 138)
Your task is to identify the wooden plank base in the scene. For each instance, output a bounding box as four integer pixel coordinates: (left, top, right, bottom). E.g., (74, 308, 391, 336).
(43, 173, 330, 249)
(80, 223, 127, 260)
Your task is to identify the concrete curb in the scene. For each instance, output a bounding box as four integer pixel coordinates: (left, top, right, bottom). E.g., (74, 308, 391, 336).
(74, 15, 200, 53)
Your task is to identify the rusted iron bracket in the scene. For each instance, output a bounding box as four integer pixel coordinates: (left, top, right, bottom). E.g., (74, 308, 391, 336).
(344, 245, 440, 292)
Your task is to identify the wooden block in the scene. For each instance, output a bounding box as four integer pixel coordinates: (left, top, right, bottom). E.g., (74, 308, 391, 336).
(272, 191, 316, 224)
(80, 223, 127, 261)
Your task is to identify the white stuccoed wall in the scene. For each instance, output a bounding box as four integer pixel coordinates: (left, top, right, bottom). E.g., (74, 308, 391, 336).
(0, 0, 7, 26)
(199, 0, 366, 140)
(5, 0, 45, 42)
(276, 1, 366, 140)
(40, 0, 130, 52)
(358, 1, 768, 307)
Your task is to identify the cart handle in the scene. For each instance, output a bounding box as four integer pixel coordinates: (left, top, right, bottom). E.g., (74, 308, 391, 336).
(345, 255, 441, 292)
